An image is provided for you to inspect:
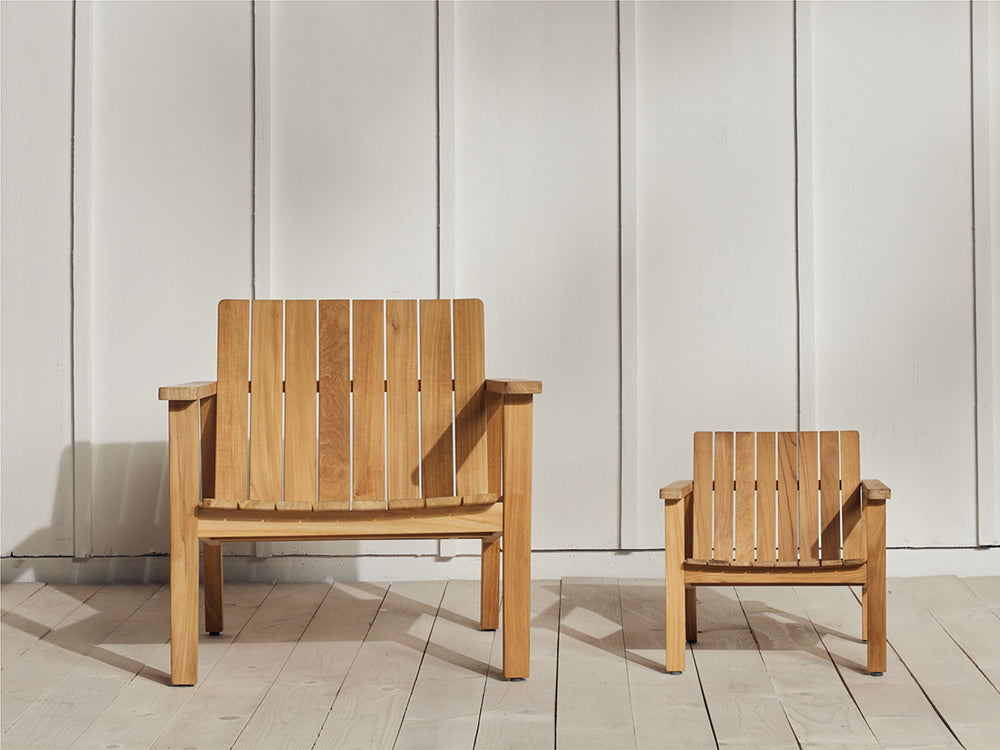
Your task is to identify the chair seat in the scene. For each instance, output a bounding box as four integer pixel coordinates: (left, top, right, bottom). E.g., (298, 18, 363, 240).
(684, 557, 865, 569)
(201, 492, 500, 511)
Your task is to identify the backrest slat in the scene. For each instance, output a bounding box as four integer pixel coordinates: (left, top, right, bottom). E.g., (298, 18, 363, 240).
(755, 432, 776, 562)
(386, 300, 421, 505)
(820, 431, 841, 561)
(214, 300, 250, 507)
(419, 300, 455, 499)
(798, 431, 820, 561)
(776, 431, 798, 561)
(841, 430, 863, 559)
(284, 300, 317, 507)
(352, 300, 386, 509)
(248, 300, 283, 508)
(692, 432, 713, 559)
(453, 299, 488, 497)
(713, 432, 734, 561)
(734, 432, 755, 562)
(318, 300, 351, 509)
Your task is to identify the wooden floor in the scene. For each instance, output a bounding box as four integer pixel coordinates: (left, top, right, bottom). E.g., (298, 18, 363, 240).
(2, 576, 999, 749)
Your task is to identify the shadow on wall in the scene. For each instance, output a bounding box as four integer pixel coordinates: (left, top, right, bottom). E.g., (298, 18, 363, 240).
(5, 443, 362, 584)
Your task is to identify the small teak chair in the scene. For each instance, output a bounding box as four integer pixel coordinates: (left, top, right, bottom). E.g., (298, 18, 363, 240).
(159, 299, 541, 686)
(662, 431, 891, 675)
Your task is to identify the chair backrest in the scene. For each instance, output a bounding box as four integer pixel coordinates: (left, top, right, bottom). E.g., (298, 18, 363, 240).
(691, 431, 864, 564)
(211, 299, 493, 510)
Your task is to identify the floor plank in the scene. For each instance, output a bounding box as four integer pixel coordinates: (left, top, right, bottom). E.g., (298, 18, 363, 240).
(232, 581, 387, 750)
(475, 580, 560, 750)
(1, 584, 99, 669)
(1, 584, 153, 734)
(690, 587, 799, 750)
(0, 583, 46, 613)
(394, 579, 497, 750)
(964, 576, 1000, 616)
(70, 582, 272, 750)
(312, 580, 447, 750)
(556, 577, 635, 749)
(618, 579, 715, 750)
(794, 585, 961, 750)
(737, 586, 878, 749)
(151, 582, 331, 750)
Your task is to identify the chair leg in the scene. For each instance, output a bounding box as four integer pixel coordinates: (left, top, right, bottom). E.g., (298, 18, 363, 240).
(204, 542, 224, 635)
(481, 536, 500, 631)
(502, 394, 533, 680)
(865, 498, 887, 675)
(861, 584, 869, 642)
(685, 586, 698, 643)
(665, 499, 686, 673)
(169, 399, 200, 686)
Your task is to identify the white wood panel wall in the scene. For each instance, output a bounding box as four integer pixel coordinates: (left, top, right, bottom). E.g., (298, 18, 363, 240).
(1, 1, 75, 556)
(2, 0, 998, 576)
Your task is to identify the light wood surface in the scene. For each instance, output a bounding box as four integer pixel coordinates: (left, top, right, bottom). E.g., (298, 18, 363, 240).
(157, 381, 217, 401)
(502, 393, 534, 679)
(215, 300, 250, 507)
(820, 430, 841, 560)
(659, 479, 691, 501)
(420, 299, 455, 500)
(248, 300, 283, 508)
(777, 431, 798, 560)
(692, 431, 713, 560)
(203, 543, 223, 635)
(841, 430, 863, 560)
(713, 431, 734, 561)
(756, 432, 776, 562)
(484, 378, 543, 394)
(168, 400, 200, 685)
(734, 431, 755, 562)
(283, 300, 317, 508)
(386, 299, 421, 506)
(318, 299, 351, 509)
(799, 431, 820, 561)
(352, 299, 386, 510)
(454, 299, 489, 498)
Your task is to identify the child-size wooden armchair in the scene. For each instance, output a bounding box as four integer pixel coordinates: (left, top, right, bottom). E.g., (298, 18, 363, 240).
(662, 431, 891, 675)
(159, 299, 540, 685)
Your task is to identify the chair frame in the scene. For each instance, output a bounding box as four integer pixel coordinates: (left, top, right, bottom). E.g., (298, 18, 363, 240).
(662, 430, 891, 676)
(160, 299, 540, 685)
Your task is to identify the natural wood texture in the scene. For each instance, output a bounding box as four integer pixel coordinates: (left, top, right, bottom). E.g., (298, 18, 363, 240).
(862, 478, 891, 500)
(864, 489, 887, 673)
(352, 300, 386, 510)
(734, 431, 755, 562)
(215, 300, 249, 506)
(820, 430, 841, 560)
(199, 394, 217, 501)
(756, 432, 776, 562)
(247, 300, 283, 509)
(485, 378, 543, 394)
(168, 400, 200, 685)
(713, 431, 734, 561)
(1, 584, 98, 673)
(386, 299, 421, 506)
(420, 299, 455, 499)
(157, 381, 217, 401)
(841, 430, 863, 560)
(664, 495, 686, 672)
(481, 536, 501, 630)
(203, 542, 223, 635)
(318, 300, 351, 509)
(684, 565, 866, 585)
(777, 431, 798, 561)
(502, 393, 534, 679)
(283, 300, 317, 508)
(692, 431, 713, 560)
(454, 298, 489, 499)
(659, 480, 692, 501)
(799, 431, 820, 561)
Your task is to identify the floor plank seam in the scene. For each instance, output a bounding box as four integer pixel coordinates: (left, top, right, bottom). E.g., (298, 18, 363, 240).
(615, 579, 641, 749)
(309, 582, 391, 750)
(687, 644, 719, 749)
(552, 579, 562, 750)
(470, 595, 500, 750)
(923, 604, 1000, 696)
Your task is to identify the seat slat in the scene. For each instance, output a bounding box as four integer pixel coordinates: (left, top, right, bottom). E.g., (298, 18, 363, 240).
(214, 300, 249, 508)
(734, 432, 755, 562)
(841, 430, 864, 560)
(352, 300, 386, 510)
(453, 299, 489, 501)
(386, 300, 421, 509)
(799, 431, 820, 561)
(247, 300, 283, 509)
(755, 432, 776, 562)
(820, 430, 841, 561)
(284, 300, 317, 509)
(713, 432, 734, 561)
(420, 300, 455, 500)
(777, 431, 797, 561)
(692, 432, 713, 559)
(318, 300, 351, 510)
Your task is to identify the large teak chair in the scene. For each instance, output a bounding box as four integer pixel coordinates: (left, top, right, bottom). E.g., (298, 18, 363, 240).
(159, 299, 541, 685)
(662, 431, 891, 675)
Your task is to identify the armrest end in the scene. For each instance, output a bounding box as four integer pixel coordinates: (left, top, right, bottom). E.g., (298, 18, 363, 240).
(661, 480, 693, 502)
(159, 381, 218, 401)
(862, 479, 891, 501)
(485, 378, 542, 395)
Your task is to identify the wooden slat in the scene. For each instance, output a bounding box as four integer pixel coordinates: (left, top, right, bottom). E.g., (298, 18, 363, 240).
(318, 300, 350, 510)
(284, 300, 317, 508)
(352, 300, 386, 510)
(820, 430, 841, 561)
(798, 431, 820, 561)
(247, 300, 283, 509)
(453, 299, 489, 501)
(386, 300, 421, 508)
(840, 430, 863, 560)
(734, 431, 755, 562)
(713, 432, 734, 561)
(214, 300, 249, 507)
(756, 432, 776, 562)
(692, 432, 713, 559)
(777, 431, 797, 561)
(419, 299, 454, 500)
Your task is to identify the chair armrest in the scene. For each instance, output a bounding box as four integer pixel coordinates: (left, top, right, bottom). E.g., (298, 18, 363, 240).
(486, 378, 542, 395)
(661, 480, 693, 503)
(862, 479, 891, 501)
(159, 381, 218, 401)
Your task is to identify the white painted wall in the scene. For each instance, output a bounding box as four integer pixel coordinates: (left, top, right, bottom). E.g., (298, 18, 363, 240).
(2, 0, 998, 581)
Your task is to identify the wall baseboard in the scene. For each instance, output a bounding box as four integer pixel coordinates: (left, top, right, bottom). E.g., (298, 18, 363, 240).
(3, 547, 997, 585)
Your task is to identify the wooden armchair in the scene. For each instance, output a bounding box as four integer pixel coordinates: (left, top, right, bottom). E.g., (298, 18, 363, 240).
(662, 431, 891, 675)
(159, 299, 540, 686)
